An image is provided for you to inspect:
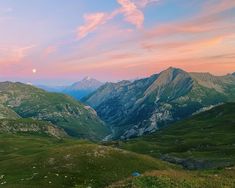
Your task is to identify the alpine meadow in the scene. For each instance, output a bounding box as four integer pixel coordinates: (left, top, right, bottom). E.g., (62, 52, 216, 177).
(0, 1, 235, 188)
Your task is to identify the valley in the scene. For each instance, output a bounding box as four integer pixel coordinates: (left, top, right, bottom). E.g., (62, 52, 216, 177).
(0, 68, 235, 187)
(1, 0, 235, 187)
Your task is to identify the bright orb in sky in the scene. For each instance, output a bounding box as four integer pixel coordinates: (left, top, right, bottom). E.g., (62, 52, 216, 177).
(32, 69, 37, 74)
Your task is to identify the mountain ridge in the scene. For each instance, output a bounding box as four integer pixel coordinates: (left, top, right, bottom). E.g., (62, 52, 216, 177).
(0, 81, 109, 140)
(83, 67, 235, 139)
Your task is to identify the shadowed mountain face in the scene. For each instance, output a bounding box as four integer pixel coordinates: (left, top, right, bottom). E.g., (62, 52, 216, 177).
(0, 82, 109, 140)
(120, 103, 235, 170)
(63, 77, 103, 100)
(83, 67, 235, 139)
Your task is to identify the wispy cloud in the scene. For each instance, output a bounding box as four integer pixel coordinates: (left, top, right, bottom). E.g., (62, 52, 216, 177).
(0, 45, 36, 63)
(76, 12, 116, 39)
(116, 0, 144, 28)
(76, 0, 156, 40)
(44, 45, 57, 56)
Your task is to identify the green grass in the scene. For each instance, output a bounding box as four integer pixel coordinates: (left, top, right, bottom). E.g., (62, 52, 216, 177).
(1, 100, 235, 187)
(1, 134, 235, 188)
(116, 103, 235, 169)
(108, 168, 235, 188)
(0, 134, 172, 188)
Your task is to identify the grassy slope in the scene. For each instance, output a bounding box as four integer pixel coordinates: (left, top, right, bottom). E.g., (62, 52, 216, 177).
(0, 134, 172, 188)
(0, 82, 109, 140)
(108, 168, 235, 188)
(1, 102, 235, 187)
(1, 134, 234, 188)
(14, 89, 109, 140)
(118, 103, 235, 167)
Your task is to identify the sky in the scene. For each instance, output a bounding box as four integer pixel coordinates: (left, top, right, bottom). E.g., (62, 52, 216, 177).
(0, 0, 235, 85)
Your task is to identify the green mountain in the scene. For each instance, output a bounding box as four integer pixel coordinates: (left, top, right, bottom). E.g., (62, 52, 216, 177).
(118, 103, 235, 170)
(0, 82, 109, 140)
(83, 67, 235, 139)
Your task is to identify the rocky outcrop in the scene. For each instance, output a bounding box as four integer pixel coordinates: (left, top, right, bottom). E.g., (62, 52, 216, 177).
(0, 119, 68, 138)
(161, 154, 232, 170)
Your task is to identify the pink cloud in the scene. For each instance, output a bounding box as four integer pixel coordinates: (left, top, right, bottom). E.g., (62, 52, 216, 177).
(44, 45, 57, 56)
(201, 0, 235, 16)
(117, 0, 144, 28)
(0, 45, 36, 63)
(76, 0, 154, 39)
(76, 12, 116, 39)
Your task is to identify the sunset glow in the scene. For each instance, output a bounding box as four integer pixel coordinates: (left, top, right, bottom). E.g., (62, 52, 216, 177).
(0, 0, 235, 84)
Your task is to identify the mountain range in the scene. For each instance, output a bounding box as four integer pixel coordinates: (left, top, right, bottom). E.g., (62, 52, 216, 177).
(0, 82, 109, 140)
(83, 67, 235, 139)
(0, 68, 235, 187)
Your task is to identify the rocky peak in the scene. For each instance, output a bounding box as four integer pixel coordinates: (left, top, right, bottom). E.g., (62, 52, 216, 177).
(144, 67, 192, 96)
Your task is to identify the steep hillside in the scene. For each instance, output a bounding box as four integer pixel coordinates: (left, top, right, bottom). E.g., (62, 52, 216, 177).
(0, 82, 109, 140)
(118, 103, 235, 169)
(63, 77, 103, 99)
(84, 67, 235, 139)
(0, 104, 20, 119)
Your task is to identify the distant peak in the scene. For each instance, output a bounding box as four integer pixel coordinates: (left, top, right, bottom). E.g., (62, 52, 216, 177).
(83, 76, 92, 81)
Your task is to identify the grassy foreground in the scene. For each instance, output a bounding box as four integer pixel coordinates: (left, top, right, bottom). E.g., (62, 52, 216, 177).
(108, 168, 235, 188)
(1, 103, 235, 187)
(0, 134, 171, 188)
(0, 133, 235, 188)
